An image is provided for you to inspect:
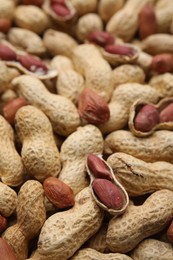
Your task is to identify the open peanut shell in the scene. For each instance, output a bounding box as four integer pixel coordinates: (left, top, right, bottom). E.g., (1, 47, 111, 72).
(86, 153, 129, 216)
(43, 0, 76, 23)
(129, 97, 173, 137)
(100, 44, 139, 67)
(1, 40, 58, 80)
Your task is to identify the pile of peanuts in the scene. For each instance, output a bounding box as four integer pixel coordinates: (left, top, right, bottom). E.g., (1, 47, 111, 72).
(1, 0, 173, 259)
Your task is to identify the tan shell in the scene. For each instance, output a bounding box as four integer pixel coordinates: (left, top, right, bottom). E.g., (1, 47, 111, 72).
(0, 182, 17, 217)
(129, 97, 173, 137)
(101, 44, 140, 67)
(86, 154, 129, 216)
(43, 0, 76, 23)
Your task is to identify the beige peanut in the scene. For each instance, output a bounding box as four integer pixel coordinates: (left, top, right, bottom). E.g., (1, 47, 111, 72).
(130, 238, 173, 260)
(2, 180, 46, 260)
(12, 75, 81, 136)
(107, 152, 173, 196)
(71, 248, 133, 260)
(8, 27, 46, 56)
(28, 187, 104, 260)
(0, 182, 17, 217)
(104, 130, 173, 163)
(98, 0, 125, 22)
(99, 83, 160, 134)
(149, 73, 173, 98)
(15, 105, 61, 181)
(106, 189, 173, 253)
(59, 124, 104, 195)
(71, 0, 98, 16)
(0, 115, 24, 186)
(72, 43, 114, 102)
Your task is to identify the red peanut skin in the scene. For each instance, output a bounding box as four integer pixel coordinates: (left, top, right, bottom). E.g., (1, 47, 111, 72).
(43, 177, 75, 209)
(17, 55, 48, 73)
(0, 238, 17, 260)
(105, 44, 135, 56)
(3, 97, 29, 125)
(0, 215, 7, 234)
(0, 19, 11, 33)
(139, 4, 157, 40)
(78, 88, 110, 125)
(0, 45, 17, 61)
(51, 3, 70, 17)
(167, 220, 173, 243)
(151, 54, 173, 74)
(87, 154, 112, 180)
(92, 178, 125, 210)
(160, 103, 173, 123)
(87, 31, 115, 47)
(134, 104, 160, 132)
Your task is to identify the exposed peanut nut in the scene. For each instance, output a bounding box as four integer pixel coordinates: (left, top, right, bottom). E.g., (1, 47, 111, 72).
(159, 103, 173, 123)
(0, 18, 11, 33)
(0, 238, 17, 260)
(0, 215, 7, 234)
(138, 4, 157, 39)
(71, 248, 133, 260)
(151, 53, 173, 73)
(92, 178, 125, 210)
(130, 238, 173, 260)
(51, 2, 71, 17)
(43, 176, 75, 209)
(134, 104, 160, 132)
(105, 44, 135, 56)
(0, 44, 17, 61)
(87, 154, 112, 180)
(106, 189, 173, 253)
(167, 220, 173, 243)
(17, 54, 48, 74)
(15, 105, 61, 181)
(3, 96, 28, 124)
(78, 88, 110, 125)
(87, 30, 115, 47)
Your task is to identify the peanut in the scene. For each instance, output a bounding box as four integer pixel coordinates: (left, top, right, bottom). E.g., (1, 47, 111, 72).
(138, 4, 157, 39)
(98, 0, 125, 22)
(29, 187, 104, 259)
(0, 238, 17, 260)
(59, 124, 104, 195)
(130, 238, 173, 260)
(104, 130, 173, 163)
(106, 189, 173, 253)
(167, 220, 173, 244)
(15, 105, 61, 181)
(72, 44, 114, 102)
(2, 180, 46, 260)
(0, 115, 24, 186)
(78, 88, 110, 124)
(0, 18, 11, 33)
(12, 75, 81, 136)
(134, 104, 160, 132)
(71, 248, 133, 260)
(151, 53, 173, 74)
(71, 0, 98, 16)
(160, 103, 173, 123)
(149, 73, 173, 98)
(0, 44, 17, 61)
(107, 152, 173, 196)
(0, 182, 17, 217)
(21, 0, 44, 6)
(43, 176, 75, 209)
(99, 83, 160, 134)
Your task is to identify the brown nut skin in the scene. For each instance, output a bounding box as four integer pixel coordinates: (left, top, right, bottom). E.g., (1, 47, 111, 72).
(167, 219, 173, 243)
(0, 215, 7, 234)
(3, 97, 28, 125)
(0, 44, 17, 61)
(139, 4, 157, 40)
(92, 178, 125, 210)
(105, 44, 135, 56)
(0, 18, 11, 33)
(0, 238, 17, 260)
(43, 177, 75, 209)
(87, 31, 115, 47)
(160, 103, 173, 123)
(78, 88, 110, 125)
(87, 154, 112, 180)
(151, 54, 173, 74)
(134, 104, 160, 132)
